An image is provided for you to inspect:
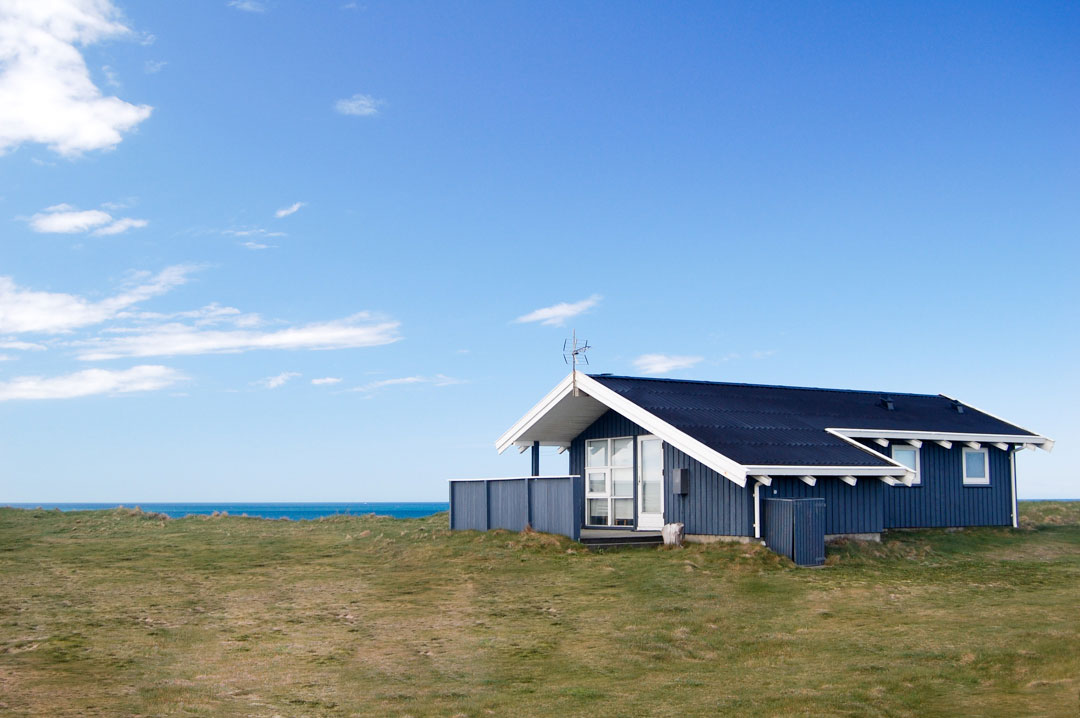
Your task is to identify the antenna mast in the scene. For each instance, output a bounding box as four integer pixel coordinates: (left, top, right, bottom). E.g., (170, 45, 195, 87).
(563, 330, 590, 397)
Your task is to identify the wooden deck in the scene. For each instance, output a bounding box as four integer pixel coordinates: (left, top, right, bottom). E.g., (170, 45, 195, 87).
(579, 528, 663, 548)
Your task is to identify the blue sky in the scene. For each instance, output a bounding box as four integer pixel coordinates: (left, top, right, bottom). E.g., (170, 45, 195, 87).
(1, 1, 1076, 501)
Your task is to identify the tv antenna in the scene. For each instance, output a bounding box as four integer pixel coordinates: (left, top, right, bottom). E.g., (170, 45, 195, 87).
(563, 330, 590, 396)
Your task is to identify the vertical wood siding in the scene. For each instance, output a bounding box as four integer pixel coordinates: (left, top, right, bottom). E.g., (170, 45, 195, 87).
(876, 440, 1013, 528)
(569, 409, 754, 536)
(765, 475, 884, 534)
(762, 498, 826, 566)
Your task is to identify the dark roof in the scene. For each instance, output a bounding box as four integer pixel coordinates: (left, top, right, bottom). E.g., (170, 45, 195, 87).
(589, 375, 1036, 467)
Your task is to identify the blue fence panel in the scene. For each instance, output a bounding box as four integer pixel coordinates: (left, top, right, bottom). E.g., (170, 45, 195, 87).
(449, 476, 581, 540)
(763, 498, 826, 567)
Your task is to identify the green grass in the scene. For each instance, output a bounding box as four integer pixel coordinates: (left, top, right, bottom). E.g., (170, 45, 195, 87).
(1, 502, 1078, 717)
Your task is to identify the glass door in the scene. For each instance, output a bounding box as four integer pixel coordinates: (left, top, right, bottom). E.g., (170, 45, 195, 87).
(637, 436, 664, 530)
(585, 437, 634, 526)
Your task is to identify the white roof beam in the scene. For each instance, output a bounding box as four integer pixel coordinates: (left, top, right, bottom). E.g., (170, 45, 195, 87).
(799, 475, 817, 487)
(751, 475, 772, 486)
(993, 442, 1010, 451)
(935, 440, 953, 449)
(873, 438, 889, 447)
(839, 475, 858, 486)
(907, 439, 923, 448)
(879, 477, 900, 486)
(965, 441, 981, 450)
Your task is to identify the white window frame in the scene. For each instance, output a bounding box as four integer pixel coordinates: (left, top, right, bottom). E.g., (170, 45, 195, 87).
(962, 447, 990, 486)
(585, 437, 635, 527)
(890, 444, 921, 486)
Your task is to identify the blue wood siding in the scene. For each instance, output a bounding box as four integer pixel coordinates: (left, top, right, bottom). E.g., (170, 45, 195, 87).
(765, 475, 884, 534)
(569, 409, 754, 536)
(876, 441, 1013, 528)
(488, 479, 529, 532)
(664, 444, 754, 536)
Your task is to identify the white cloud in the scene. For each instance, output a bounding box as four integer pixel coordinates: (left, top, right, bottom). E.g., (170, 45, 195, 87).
(256, 371, 299, 389)
(351, 374, 464, 393)
(275, 201, 304, 218)
(92, 217, 148, 236)
(0, 365, 183, 401)
(311, 377, 341, 385)
(29, 204, 110, 232)
(76, 312, 401, 360)
(0, 265, 196, 334)
(0, 340, 47, 351)
(27, 203, 147, 235)
(0, 0, 153, 156)
(632, 353, 703, 375)
(241, 240, 270, 250)
(227, 0, 265, 12)
(514, 294, 601, 327)
(143, 59, 166, 74)
(335, 93, 382, 116)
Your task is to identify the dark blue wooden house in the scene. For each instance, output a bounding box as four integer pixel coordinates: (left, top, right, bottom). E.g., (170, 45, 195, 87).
(451, 372, 1052, 558)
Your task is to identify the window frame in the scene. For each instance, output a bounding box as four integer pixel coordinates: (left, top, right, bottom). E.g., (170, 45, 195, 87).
(890, 444, 921, 486)
(584, 437, 635, 527)
(962, 447, 990, 486)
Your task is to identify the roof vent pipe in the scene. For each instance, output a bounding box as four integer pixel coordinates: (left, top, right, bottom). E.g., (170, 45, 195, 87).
(879, 396, 895, 411)
(952, 400, 965, 414)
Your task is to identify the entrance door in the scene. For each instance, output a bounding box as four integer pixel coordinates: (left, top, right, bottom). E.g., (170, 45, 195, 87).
(637, 435, 664, 530)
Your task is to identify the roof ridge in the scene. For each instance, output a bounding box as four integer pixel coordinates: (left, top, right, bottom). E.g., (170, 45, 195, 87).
(588, 374, 943, 399)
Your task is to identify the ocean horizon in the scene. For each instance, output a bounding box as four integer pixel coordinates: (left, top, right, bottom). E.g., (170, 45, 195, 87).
(2, 502, 450, 521)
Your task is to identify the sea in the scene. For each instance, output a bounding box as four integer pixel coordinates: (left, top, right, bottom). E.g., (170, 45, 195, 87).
(2, 502, 449, 521)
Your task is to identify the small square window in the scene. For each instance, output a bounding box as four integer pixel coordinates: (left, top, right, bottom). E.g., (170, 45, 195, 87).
(963, 448, 989, 486)
(891, 445, 921, 485)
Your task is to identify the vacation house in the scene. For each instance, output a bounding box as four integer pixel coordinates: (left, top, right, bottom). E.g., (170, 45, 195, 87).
(450, 372, 1052, 562)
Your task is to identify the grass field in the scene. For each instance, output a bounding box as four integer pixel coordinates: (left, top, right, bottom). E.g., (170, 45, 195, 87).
(1, 503, 1078, 717)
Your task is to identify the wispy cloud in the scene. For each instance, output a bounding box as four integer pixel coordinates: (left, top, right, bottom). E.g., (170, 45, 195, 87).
(256, 371, 300, 389)
(75, 313, 401, 360)
(632, 353, 703, 375)
(27, 203, 148, 236)
(242, 240, 270, 250)
(311, 377, 342, 385)
(0, 365, 184, 401)
(335, 94, 383, 116)
(0, 1, 153, 156)
(144, 60, 167, 74)
(275, 202, 305, 218)
(0, 340, 47, 351)
(0, 265, 197, 334)
(227, 0, 265, 12)
(351, 374, 464, 393)
(514, 295, 601, 327)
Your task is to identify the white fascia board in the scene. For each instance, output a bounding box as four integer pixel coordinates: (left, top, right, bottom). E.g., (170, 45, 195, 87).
(938, 394, 1054, 452)
(576, 373, 749, 487)
(829, 427, 1053, 452)
(824, 428, 917, 475)
(743, 465, 910, 477)
(495, 373, 576, 454)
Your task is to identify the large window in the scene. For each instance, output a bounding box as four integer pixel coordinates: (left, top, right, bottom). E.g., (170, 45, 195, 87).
(963, 448, 990, 486)
(586, 437, 634, 526)
(891, 444, 921, 485)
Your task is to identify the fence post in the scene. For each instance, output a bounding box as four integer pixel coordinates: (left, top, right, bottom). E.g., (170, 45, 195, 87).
(526, 478, 534, 529)
(484, 479, 491, 531)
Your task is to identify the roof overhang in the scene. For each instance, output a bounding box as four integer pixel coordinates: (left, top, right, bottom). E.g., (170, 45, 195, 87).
(496, 371, 750, 487)
(827, 428, 1054, 452)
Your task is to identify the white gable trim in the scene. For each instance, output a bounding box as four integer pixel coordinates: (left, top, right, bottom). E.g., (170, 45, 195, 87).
(576, 373, 749, 487)
(495, 371, 749, 487)
(495, 373, 576, 454)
